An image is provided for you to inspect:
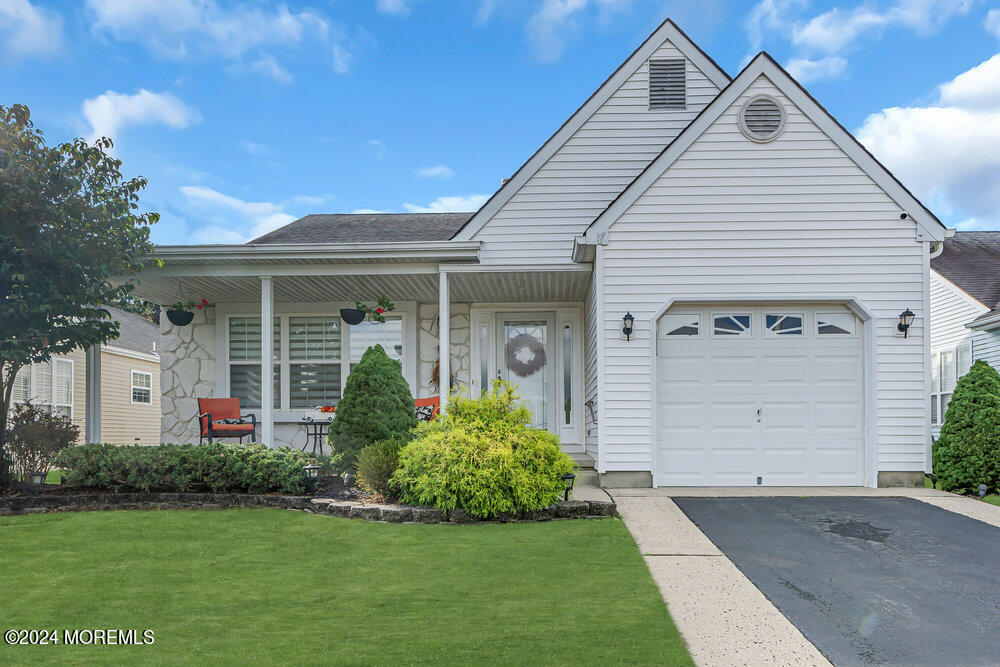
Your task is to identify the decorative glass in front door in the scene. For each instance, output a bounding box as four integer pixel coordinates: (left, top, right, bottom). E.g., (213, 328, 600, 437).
(500, 318, 551, 430)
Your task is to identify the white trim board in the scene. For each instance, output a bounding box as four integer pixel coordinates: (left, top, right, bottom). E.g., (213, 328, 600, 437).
(584, 53, 947, 245)
(452, 19, 730, 242)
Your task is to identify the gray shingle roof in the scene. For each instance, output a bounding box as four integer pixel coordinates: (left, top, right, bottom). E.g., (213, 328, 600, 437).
(932, 232, 1000, 319)
(248, 213, 475, 245)
(102, 306, 158, 355)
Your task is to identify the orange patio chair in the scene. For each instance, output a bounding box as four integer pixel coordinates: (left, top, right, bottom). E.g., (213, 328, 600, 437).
(198, 398, 257, 444)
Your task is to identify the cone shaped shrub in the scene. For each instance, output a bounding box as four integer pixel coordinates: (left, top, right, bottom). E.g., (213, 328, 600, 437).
(933, 360, 1000, 494)
(391, 380, 577, 518)
(327, 344, 416, 474)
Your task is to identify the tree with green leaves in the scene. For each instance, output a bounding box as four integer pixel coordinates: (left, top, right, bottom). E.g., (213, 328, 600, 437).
(327, 344, 416, 474)
(0, 103, 157, 462)
(933, 360, 1000, 494)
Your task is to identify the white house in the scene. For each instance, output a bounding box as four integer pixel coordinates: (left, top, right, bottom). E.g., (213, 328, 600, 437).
(929, 232, 1000, 436)
(128, 19, 948, 488)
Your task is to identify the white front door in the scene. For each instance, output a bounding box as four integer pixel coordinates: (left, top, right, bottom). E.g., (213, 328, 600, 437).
(656, 305, 864, 486)
(497, 312, 556, 431)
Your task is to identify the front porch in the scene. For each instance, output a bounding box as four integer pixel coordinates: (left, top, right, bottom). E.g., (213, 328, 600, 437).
(132, 242, 593, 456)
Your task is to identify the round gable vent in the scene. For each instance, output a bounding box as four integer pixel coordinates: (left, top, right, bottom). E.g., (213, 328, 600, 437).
(739, 95, 785, 142)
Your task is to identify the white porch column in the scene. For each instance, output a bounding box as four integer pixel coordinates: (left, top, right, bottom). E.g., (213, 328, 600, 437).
(84, 345, 101, 443)
(260, 276, 274, 445)
(438, 270, 450, 410)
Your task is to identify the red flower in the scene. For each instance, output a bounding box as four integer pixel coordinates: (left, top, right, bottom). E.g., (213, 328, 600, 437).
(376, 307, 383, 314)
(197, 304, 203, 309)
(201, 298, 208, 305)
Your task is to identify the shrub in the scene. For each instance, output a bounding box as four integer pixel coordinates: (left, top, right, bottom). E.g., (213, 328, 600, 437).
(6, 401, 79, 481)
(933, 360, 1000, 494)
(356, 435, 407, 500)
(56, 443, 317, 494)
(391, 381, 576, 518)
(327, 344, 416, 474)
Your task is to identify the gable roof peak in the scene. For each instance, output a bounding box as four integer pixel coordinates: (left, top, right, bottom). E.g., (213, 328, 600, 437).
(451, 18, 729, 241)
(583, 49, 946, 244)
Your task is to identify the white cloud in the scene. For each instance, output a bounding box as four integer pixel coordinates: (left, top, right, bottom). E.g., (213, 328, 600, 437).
(367, 139, 387, 160)
(416, 164, 455, 179)
(187, 224, 246, 245)
(0, 0, 62, 60)
(792, 0, 974, 54)
(86, 0, 364, 77)
(785, 56, 847, 83)
(987, 8, 1000, 38)
(247, 54, 293, 84)
(745, 0, 974, 81)
(525, 0, 629, 62)
(82, 89, 200, 143)
(376, 0, 410, 16)
(403, 194, 489, 213)
(351, 208, 389, 214)
(241, 140, 271, 155)
(180, 185, 297, 240)
(857, 53, 1000, 229)
(475, 0, 498, 25)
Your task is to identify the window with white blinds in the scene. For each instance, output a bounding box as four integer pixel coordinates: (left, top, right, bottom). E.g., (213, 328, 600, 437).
(227, 313, 400, 411)
(11, 359, 74, 417)
(228, 316, 280, 410)
(649, 58, 685, 110)
(931, 342, 973, 425)
(131, 370, 152, 404)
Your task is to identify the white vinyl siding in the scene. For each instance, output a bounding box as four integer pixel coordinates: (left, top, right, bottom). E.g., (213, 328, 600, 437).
(972, 330, 1000, 373)
(471, 40, 723, 264)
(599, 76, 929, 476)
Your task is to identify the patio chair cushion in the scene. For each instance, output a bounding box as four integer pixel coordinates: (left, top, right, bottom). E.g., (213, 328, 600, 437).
(209, 423, 255, 433)
(198, 398, 242, 421)
(415, 396, 440, 422)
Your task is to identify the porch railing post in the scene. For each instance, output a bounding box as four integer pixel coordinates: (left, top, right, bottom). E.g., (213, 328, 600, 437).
(438, 270, 449, 412)
(260, 276, 274, 445)
(85, 344, 101, 443)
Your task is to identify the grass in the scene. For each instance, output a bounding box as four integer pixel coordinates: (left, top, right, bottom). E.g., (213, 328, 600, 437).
(925, 475, 1000, 506)
(0, 509, 690, 666)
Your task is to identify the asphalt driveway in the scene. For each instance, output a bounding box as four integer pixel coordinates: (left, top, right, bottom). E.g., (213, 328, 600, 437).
(673, 497, 1000, 666)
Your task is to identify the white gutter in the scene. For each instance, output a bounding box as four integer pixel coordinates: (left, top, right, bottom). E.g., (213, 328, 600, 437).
(967, 312, 1000, 332)
(151, 240, 481, 263)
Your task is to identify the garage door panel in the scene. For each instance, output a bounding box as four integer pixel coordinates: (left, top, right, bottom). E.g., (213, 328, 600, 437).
(657, 305, 864, 487)
(708, 355, 756, 386)
(761, 355, 808, 386)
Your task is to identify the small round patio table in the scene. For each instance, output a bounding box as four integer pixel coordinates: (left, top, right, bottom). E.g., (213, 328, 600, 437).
(299, 416, 333, 456)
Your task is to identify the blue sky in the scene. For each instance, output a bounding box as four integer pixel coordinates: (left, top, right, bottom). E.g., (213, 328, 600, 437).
(2, 0, 999, 244)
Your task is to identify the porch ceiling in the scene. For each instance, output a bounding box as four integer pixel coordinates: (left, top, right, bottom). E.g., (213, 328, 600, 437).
(131, 266, 592, 305)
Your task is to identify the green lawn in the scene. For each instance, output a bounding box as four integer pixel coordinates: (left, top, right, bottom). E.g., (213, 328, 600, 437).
(0, 509, 690, 666)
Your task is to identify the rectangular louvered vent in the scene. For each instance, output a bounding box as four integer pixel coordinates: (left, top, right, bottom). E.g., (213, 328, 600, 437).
(649, 58, 685, 110)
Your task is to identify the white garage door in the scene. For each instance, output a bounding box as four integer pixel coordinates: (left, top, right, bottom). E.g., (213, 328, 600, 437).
(656, 305, 864, 486)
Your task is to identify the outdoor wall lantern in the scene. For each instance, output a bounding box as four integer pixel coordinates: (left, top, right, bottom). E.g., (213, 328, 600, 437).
(897, 308, 915, 337)
(622, 312, 635, 342)
(561, 472, 576, 501)
(30, 471, 46, 496)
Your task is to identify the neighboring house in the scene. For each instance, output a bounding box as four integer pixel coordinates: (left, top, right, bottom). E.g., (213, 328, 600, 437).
(131, 20, 947, 487)
(929, 232, 1000, 436)
(11, 306, 161, 444)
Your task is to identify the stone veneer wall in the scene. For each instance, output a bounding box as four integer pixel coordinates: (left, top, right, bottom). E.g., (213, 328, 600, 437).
(417, 302, 471, 399)
(159, 307, 216, 444)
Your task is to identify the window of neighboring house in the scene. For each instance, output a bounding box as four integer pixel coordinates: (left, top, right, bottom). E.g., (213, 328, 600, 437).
(131, 370, 152, 404)
(11, 359, 74, 417)
(931, 342, 972, 425)
(226, 314, 404, 411)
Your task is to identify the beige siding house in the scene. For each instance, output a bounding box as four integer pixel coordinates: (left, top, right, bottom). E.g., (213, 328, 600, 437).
(11, 307, 161, 444)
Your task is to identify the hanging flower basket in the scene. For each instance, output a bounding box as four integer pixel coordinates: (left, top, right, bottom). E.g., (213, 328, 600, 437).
(340, 308, 365, 325)
(164, 298, 208, 327)
(166, 310, 195, 326)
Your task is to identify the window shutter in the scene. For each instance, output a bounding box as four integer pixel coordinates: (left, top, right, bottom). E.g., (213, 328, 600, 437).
(12, 366, 30, 403)
(54, 359, 73, 406)
(957, 342, 973, 378)
(931, 352, 939, 393)
(649, 59, 685, 110)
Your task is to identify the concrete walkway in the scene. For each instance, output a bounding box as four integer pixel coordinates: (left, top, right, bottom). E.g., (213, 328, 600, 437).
(613, 495, 829, 666)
